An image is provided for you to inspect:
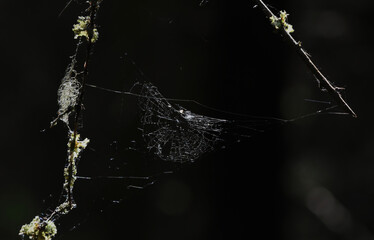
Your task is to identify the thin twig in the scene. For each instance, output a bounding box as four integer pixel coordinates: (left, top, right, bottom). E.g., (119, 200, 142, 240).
(253, 0, 357, 118)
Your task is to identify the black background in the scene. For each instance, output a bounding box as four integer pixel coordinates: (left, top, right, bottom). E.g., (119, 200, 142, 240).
(1, 0, 373, 240)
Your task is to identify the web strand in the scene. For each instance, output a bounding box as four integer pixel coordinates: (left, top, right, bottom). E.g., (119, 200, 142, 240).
(85, 82, 346, 163)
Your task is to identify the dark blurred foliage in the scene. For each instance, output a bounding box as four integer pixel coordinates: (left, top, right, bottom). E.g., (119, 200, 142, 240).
(1, 0, 373, 240)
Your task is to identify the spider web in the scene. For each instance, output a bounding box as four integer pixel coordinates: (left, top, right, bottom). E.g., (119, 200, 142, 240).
(17, 1, 355, 240)
(138, 82, 226, 163)
(85, 81, 343, 165)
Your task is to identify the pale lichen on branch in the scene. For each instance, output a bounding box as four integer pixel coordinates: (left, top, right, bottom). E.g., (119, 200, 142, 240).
(269, 10, 294, 34)
(60, 131, 90, 213)
(19, 217, 57, 240)
(73, 16, 99, 43)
